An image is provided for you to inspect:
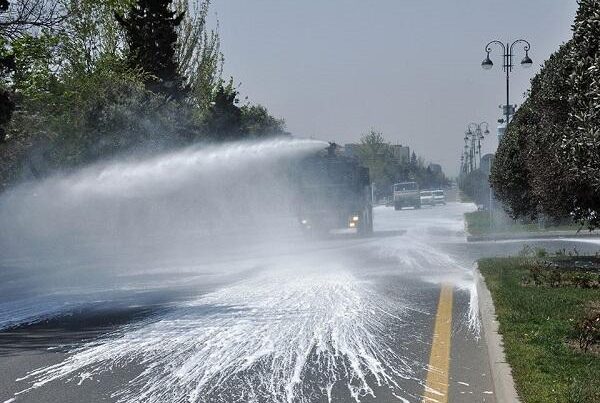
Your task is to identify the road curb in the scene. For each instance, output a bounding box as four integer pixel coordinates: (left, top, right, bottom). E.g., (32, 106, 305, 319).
(475, 267, 521, 403)
(467, 231, 600, 242)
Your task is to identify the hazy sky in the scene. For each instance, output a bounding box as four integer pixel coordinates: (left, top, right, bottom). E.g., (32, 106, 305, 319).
(211, 0, 577, 175)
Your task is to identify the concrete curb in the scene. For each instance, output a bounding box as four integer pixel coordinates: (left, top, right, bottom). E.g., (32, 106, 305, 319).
(467, 231, 600, 242)
(475, 267, 521, 403)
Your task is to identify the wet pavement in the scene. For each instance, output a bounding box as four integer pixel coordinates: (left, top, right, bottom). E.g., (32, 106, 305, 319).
(1, 203, 599, 402)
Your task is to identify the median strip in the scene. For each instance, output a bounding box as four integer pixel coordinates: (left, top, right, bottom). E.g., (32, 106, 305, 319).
(422, 284, 453, 403)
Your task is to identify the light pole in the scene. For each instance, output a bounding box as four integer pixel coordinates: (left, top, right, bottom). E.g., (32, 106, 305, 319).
(481, 40, 533, 127)
(463, 135, 473, 173)
(467, 122, 490, 167)
(463, 122, 489, 173)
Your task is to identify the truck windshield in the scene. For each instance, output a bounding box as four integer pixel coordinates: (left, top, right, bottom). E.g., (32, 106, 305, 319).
(394, 183, 417, 191)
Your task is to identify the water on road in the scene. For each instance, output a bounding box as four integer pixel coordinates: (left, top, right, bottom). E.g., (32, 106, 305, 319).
(2, 140, 595, 402)
(2, 201, 486, 403)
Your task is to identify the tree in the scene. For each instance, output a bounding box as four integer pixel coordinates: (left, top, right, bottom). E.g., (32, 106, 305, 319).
(491, 1, 600, 229)
(0, 0, 68, 143)
(0, 0, 65, 40)
(0, 0, 288, 191)
(116, 0, 188, 100)
(490, 41, 575, 221)
(355, 130, 448, 198)
(0, 2, 15, 142)
(175, 0, 222, 111)
(203, 83, 242, 140)
(563, 0, 600, 227)
(459, 169, 489, 206)
(240, 104, 287, 137)
(410, 151, 417, 167)
(0, 0, 204, 183)
(0, 89, 13, 142)
(355, 130, 395, 197)
(489, 102, 538, 218)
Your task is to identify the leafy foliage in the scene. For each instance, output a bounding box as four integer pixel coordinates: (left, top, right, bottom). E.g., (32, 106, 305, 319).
(202, 83, 288, 140)
(0, 0, 65, 40)
(491, 0, 600, 229)
(459, 168, 490, 207)
(0, 0, 286, 191)
(116, 0, 188, 99)
(490, 101, 538, 218)
(355, 129, 448, 198)
(176, 0, 222, 111)
(564, 0, 600, 227)
(240, 104, 288, 138)
(202, 83, 242, 140)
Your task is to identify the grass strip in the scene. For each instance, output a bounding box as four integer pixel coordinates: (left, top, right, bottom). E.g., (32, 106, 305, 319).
(479, 257, 599, 403)
(465, 211, 580, 236)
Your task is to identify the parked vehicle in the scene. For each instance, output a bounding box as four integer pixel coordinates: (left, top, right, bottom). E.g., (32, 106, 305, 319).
(420, 190, 435, 206)
(393, 182, 420, 210)
(433, 189, 446, 205)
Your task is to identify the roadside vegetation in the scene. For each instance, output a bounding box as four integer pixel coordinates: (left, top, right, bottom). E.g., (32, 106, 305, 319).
(489, 0, 600, 230)
(479, 252, 600, 403)
(465, 210, 584, 236)
(354, 129, 449, 201)
(458, 191, 472, 203)
(0, 0, 287, 192)
(459, 168, 490, 207)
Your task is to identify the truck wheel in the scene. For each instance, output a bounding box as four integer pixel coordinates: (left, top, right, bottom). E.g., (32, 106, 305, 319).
(394, 203, 400, 211)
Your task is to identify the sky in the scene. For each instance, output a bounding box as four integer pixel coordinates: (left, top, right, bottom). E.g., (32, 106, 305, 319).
(210, 0, 578, 176)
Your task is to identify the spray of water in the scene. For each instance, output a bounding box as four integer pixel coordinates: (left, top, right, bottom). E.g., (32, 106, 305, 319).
(1, 138, 428, 402)
(0, 138, 325, 329)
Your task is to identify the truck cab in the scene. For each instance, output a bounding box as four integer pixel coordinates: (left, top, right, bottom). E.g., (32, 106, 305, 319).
(293, 144, 373, 236)
(393, 182, 420, 210)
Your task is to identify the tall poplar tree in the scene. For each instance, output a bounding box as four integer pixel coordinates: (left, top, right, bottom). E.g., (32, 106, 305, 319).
(116, 0, 188, 100)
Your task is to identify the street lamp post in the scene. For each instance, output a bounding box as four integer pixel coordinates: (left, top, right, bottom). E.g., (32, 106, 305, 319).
(463, 122, 489, 173)
(463, 135, 473, 172)
(464, 146, 469, 172)
(467, 122, 490, 167)
(481, 40, 533, 127)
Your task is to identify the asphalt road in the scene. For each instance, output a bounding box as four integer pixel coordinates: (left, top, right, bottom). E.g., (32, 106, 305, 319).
(1, 203, 599, 403)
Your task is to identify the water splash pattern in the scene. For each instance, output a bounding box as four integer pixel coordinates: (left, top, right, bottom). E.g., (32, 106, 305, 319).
(15, 265, 419, 402)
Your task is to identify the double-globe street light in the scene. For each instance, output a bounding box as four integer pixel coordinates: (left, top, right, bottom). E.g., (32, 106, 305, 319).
(481, 39, 533, 129)
(463, 122, 489, 173)
(463, 134, 474, 173)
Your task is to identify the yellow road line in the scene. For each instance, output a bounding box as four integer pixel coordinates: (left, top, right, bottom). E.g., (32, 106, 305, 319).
(422, 284, 454, 403)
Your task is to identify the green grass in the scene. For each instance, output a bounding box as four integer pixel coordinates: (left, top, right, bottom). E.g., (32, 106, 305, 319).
(479, 257, 600, 403)
(458, 191, 473, 203)
(465, 211, 581, 236)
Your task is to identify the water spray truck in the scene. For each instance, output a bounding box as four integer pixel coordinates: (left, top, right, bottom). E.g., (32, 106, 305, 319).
(293, 143, 373, 236)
